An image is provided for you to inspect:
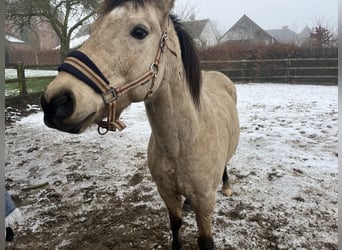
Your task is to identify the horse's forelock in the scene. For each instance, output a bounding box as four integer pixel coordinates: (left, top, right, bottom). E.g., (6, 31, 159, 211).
(99, 0, 151, 14)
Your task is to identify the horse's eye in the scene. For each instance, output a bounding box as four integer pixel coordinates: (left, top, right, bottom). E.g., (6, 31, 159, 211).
(131, 25, 149, 40)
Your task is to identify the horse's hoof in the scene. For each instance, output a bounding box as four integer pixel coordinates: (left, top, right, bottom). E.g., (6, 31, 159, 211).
(172, 240, 182, 250)
(198, 236, 214, 250)
(222, 187, 233, 197)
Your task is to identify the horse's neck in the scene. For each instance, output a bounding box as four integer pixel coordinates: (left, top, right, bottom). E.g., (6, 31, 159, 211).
(145, 53, 198, 157)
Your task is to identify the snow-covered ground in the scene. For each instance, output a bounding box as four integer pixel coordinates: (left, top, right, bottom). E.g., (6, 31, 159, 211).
(5, 84, 338, 249)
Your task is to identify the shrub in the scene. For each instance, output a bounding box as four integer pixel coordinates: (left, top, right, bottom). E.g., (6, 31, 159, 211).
(199, 43, 337, 61)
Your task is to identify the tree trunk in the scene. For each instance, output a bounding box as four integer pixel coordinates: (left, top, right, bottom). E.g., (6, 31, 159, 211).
(59, 41, 70, 62)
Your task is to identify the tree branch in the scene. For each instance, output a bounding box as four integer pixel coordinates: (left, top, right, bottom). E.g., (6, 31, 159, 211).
(6, 0, 99, 61)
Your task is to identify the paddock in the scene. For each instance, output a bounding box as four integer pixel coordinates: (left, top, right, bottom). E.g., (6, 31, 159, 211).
(5, 83, 337, 249)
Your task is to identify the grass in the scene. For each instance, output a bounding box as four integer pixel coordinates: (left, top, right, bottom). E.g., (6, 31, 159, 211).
(5, 77, 54, 97)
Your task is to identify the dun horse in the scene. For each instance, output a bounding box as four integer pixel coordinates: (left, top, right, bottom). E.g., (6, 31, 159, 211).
(41, 0, 240, 249)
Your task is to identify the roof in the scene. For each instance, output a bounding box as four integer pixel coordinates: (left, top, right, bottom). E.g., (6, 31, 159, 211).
(220, 15, 276, 42)
(298, 26, 311, 40)
(5, 34, 26, 44)
(266, 26, 298, 44)
(182, 19, 210, 39)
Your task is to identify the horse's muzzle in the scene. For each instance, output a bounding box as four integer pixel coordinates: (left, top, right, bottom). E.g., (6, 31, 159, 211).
(41, 92, 91, 134)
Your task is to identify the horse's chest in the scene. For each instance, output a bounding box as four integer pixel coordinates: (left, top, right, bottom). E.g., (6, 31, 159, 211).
(148, 154, 185, 193)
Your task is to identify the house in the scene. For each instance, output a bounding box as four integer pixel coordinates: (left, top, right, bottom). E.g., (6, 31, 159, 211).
(5, 17, 61, 64)
(266, 26, 298, 45)
(220, 14, 276, 45)
(5, 34, 35, 64)
(5, 18, 60, 51)
(34, 19, 60, 51)
(297, 26, 312, 47)
(182, 19, 219, 47)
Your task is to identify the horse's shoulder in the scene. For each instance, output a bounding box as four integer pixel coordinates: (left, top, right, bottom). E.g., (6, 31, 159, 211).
(201, 71, 237, 104)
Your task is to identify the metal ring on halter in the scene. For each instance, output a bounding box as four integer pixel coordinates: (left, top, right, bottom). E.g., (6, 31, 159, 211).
(97, 124, 109, 135)
(150, 63, 159, 76)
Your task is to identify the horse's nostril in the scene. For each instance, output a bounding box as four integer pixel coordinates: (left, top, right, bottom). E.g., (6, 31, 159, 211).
(52, 93, 74, 119)
(41, 93, 74, 120)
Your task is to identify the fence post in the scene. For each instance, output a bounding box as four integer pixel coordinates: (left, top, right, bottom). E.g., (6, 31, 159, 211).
(286, 59, 291, 83)
(242, 59, 246, 82)
(17, 62, 28, 95)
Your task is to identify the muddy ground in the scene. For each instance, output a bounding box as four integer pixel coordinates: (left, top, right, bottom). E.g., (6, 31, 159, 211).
(5, 84, 338, 249)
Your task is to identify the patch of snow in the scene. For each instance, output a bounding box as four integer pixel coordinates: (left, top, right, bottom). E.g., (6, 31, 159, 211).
(5, 69, 58, 80)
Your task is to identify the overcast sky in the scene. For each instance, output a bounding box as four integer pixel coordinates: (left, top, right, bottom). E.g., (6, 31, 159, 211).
(174, 0, 338, 34)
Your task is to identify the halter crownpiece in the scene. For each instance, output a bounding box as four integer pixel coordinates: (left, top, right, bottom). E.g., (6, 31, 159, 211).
(58, 31, 169, 135)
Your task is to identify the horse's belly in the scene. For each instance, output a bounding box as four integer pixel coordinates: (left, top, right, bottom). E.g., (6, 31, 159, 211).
(201, 71, 240, 163)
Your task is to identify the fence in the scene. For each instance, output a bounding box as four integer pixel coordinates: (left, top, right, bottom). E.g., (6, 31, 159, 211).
(5, 58, 338, 96)
(5, 63, 58, 96)
(201, 58, 338, 85)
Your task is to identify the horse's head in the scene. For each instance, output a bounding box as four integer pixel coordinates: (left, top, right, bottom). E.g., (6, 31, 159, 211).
(41, 0, 176, 134)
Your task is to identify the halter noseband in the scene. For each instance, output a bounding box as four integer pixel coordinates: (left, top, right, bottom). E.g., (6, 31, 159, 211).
(58, 32, 168, 135)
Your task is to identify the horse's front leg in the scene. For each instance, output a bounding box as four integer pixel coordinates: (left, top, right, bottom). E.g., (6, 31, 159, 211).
(169, 209, 182, 250)
(157, 188, 183, 250)
(192, 194, 216, 250)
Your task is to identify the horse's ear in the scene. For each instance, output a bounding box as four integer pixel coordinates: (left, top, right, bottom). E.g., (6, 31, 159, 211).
(153, 0, 175, 18)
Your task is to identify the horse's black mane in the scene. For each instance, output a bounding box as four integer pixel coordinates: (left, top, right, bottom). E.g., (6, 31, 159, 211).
(169, 15, 202, 107)
(100, 0, 202, 107)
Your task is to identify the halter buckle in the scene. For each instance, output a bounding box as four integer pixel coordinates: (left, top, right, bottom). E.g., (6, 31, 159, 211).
(160, 32, 168, 52)
(102, 87, 118, 104)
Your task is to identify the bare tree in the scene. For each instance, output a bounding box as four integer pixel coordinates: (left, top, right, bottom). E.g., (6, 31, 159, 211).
(310, 25, 333, 49)
(310, 16, 335, 49)
(6, 0, 99, 61)
(173, 0, 201, 21)
(209, 20, 223, 41)
(20, 28, 41, 64)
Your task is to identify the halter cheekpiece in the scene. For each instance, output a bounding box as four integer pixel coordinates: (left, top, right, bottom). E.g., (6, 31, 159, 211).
(58, 31, 168, 135)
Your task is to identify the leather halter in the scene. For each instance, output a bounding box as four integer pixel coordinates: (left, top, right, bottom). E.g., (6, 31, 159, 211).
(58, 32, 168, 135)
